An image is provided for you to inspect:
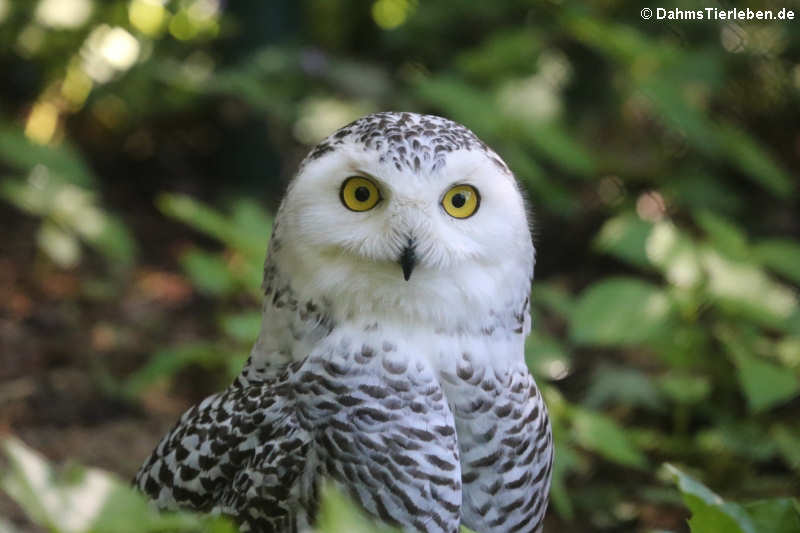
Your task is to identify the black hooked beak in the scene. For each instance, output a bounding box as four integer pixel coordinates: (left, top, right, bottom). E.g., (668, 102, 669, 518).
(399, 240, 417, 281)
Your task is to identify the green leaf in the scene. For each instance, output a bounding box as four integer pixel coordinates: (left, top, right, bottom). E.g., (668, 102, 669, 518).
(455, 28, 543, 82)
(584, 365, 665, 411)
(772, 424, 800, 473)
(0, 176, 48, 215)
(664, 172, 744, 214)
(515, 121, 595, 177)
(1, 176, 137, 268)
(686, 498, 750, 533)
(414, 77, 503, 139)
(230, 198, 273, 254)
(415, 76, 595, 177)
(123, 342, 224, 396)
(1, 439, 54, 529)
(694, 210, 750, 260)
(569, 278, 673, 346)
(157, 192, 267, 260)
(645, 221, 702, 289)
(316, 483, 398, 533)
(532, 282, 576, 319)
(665, 464, 757, 533)
(0, 126, 95, 186)
(219, 311, 262, 343)
(775, 336, 800, 369)
(86, 213, 137, 268)
(716, 123, 793, 197)
(181, 249, 237, 296)
(160, 195, 267, 296)
(562, 12, 674, 65)
(744, 499, 800, 533)
(226, 353, 249, 380)
(525, 329, 571, 381)
(639, 79, 721, 157)
(503, 145, 576, 215)
(717, 327, 800, 412)
(701, 248, 798, 330)
(659, 374, 711, 405)
(37, 221, 81, 268)
(548, 441, 580, 519)
(650, 323, 712, 369)
(594, 212, 652, 269)
(571, 408, 648, 469)
(753, 239, 800, 285)
(696, 421, 777, 463)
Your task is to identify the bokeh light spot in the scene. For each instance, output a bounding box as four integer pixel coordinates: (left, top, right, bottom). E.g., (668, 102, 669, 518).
(35, 0, 93, 29)
(497, 75, 561, 123)
(721, 24, 747, 53)
(169, 10, 197, 40)
(372, 0, 410, 30)
(61, 62, 93, 109)
(545, 359, 569, 381)
(636, 190, 666, 222)
(294, 98, 374, 145)
(37, 223, 81, 268)
(0, 0, 10, 24)
(129, 0, 167, 36)
(25, 101, 60, 144)
(98, 27, 140, 69)
(81, 25, 140, 82)
(17, 25, 46, 57)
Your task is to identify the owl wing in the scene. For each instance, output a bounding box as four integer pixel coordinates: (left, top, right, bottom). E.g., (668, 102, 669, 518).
(444, 362, 553, 533)
(134, 369, 311, 532)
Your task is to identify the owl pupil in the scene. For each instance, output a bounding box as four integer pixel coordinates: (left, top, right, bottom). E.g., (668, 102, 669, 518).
(451, 193, 466, 208)
(355, 186, 370, 202)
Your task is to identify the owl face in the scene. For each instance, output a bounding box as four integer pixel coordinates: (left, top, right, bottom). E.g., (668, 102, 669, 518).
(272, 113, 534, 327)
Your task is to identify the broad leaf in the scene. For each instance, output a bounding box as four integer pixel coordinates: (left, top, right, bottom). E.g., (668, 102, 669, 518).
(745, 499, 800, 533)
(571, 408, 648, 469)
(219, 311, 262, 343)
(694, 210, 749, 260)
(666, 464, 757, 533)
(570, 278, 673, 346)
(718, 327, 800, 412)
(594, 213, 652, 269)
(754, 239, 800, 285)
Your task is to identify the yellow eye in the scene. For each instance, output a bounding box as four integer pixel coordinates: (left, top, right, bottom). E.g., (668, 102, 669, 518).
(340, 176, 381, 212)
(442, 185, 480, 219)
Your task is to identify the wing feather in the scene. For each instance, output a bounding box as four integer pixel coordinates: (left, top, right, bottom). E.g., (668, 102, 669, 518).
(134, 369, 310, 531)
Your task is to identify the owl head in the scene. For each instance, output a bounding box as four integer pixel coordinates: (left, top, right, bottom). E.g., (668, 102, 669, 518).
(268, 112, 534, 331)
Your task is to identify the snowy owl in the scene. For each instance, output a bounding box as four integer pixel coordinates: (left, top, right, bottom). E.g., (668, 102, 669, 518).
(135, 112, 553, 533)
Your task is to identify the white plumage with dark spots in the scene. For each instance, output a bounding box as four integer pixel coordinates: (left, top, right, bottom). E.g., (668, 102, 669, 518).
(135, 111, 553, 533)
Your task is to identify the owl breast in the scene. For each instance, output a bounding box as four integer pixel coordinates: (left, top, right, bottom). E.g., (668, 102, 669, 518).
(292, 330, 463, 533)
(294, 322, 552, 533)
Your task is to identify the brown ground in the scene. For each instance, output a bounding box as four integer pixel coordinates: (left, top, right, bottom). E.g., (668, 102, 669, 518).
(0, 202, 210, 530)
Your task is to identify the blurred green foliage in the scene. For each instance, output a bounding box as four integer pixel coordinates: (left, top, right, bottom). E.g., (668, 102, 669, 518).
(1, 0, 799, 532)
(123, 193, 269, 396)
(1, 438, 236, 533)
(666, 464, 800, 533)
